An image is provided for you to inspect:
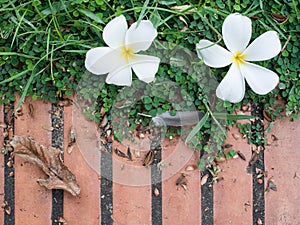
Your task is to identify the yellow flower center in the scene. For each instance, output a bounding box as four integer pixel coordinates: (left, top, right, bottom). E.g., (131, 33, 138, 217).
(232, 51, 246, 66)
(121, 46, 134, 62)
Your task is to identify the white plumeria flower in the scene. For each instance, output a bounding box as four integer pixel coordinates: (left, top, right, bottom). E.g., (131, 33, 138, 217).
(85, 15, 160, 86)
(197, 13, 281, 103)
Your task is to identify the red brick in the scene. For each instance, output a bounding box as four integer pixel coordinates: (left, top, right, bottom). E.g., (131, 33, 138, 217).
(265, 116, 300, 225)
(214, 125, 252, 225)
(14, 97, 52, 224)
(112, 139, 152, 225)
(162, 139, 201, 225)
(63, 103, 101, 224)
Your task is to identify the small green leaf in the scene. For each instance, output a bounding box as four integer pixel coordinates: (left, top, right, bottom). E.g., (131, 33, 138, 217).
(226, 150, 237, 158)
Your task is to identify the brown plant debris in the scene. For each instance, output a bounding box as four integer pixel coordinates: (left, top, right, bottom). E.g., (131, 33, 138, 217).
(114, 148, 128, 159)
(67, 127, 77, 154)
(201, 174, 209, 186)
(265, 177, 277, 192)
(237, 151, 246, 161)
(143, 150, 155, 166)
(10, 136, 80, 196)
(176, 174, 188, 191)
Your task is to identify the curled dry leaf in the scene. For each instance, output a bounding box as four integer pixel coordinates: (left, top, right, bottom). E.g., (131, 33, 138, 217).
(28, 103, 34, 117)
(270, 13, 289, 23)
(10, 136, 80, 196)
(127, 147, 132, 161)
(237, 151, 246, 161)
(201, 174, 209, 186)
(114, 148, 128, 159)
(143, 150, 155, 166)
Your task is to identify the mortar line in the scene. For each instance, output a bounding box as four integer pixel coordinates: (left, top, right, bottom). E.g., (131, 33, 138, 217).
(4, 102, 15, 225)
(51, 104, 64, 225)
(251, 103, 265, 225)
(151, 151, 162, 225)
(201, 169, 214, 225)
(150, 126, 162, 225)
(100, 135, 113, 225)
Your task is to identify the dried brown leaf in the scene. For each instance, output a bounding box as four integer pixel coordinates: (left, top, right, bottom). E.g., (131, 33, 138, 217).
(223, 143, 233, 149)
(143, 150, 154, 166)
(114, 148, 128, 159)
(127, 147, 132, 161)
(271, 134, 278, 141)
(42, 125, 54, 132)
(248, 151, 259, 166)
(11, 136, 80, 196)
(237, 151, 246, 161)
(201, 174, 209, 186)
(28, 103, 34, 117)
(271, 13, 289, 23)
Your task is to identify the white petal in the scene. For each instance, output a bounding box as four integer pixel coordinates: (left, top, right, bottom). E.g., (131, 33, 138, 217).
(85, 47, 126, 75)
(103, 15, 127, 49)
(196, 40, 232, 68)
(243, 31, 281, 61)
(241, 62, 279, 95)
(130, 54, 160, 83)
(106, 65, 132, 86)
(216, 64, 245, 103)
(125, 20, 157, 53)
(222, 13, 252, 53)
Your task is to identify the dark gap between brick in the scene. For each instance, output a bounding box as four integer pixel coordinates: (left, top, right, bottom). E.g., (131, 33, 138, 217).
(51, 104, 64, 225)
(251, 103, 265, 225)
(4, 102, 15, 225)
(201, 169, 214, 225)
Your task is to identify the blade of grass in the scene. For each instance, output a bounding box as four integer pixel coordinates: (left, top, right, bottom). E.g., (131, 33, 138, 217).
(10, 9, 28, 48)
(136, 0, 150, 25)
(185, 111, 209, 144)
(0, 69, 31, 85)
(77, 8, 105, 24)
(0, 52, 39, 60)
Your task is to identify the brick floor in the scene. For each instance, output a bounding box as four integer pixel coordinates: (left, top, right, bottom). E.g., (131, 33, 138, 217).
(1, 99, 299, 225)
